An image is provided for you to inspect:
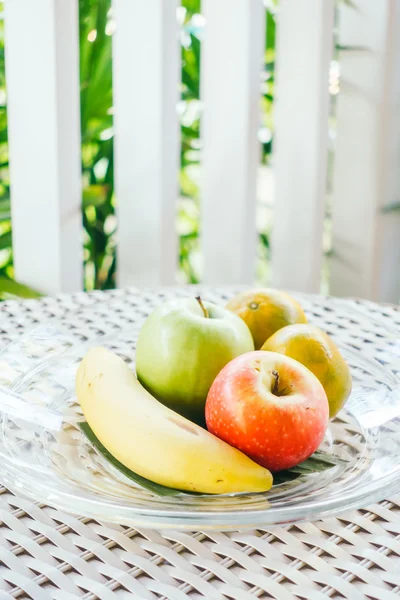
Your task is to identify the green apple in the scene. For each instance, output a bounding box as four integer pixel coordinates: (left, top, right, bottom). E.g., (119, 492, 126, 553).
(135, 297, 254, 424)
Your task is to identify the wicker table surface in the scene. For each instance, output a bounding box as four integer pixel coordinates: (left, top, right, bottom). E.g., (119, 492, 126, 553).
(0, 287, 399, 600)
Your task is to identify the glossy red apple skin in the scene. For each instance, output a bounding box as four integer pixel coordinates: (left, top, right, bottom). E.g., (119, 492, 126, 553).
(205, 351, 329, 472)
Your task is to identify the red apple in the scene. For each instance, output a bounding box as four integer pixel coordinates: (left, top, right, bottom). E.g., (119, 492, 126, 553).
(205, 350, 329, 471)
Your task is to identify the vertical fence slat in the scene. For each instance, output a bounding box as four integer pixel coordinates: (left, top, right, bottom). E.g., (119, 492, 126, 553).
(201, 0, 265, 285)
(113, 0, 179, 288)
(271, 0, 334, 293)
(330, 0, 400, 303)
(4, 0, 82, 295)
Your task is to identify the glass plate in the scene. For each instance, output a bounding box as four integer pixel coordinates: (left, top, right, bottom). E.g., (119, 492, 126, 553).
(0, 288, 399, 530)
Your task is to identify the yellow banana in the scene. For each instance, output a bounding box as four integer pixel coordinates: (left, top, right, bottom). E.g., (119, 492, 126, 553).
(76, 347, 273, 494)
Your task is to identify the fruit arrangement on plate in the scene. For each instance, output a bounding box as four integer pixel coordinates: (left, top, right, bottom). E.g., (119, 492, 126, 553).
(76, 289, 352, 496)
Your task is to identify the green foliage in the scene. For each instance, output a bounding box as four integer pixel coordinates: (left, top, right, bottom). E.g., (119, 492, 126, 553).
(79, 0, 276, 287)
(80, 0, 207, 288)
(79, 0, 115, 291)
(0, 0, 277, 297)
(0, 3, 15, 300)
(178, 3, 202, 283)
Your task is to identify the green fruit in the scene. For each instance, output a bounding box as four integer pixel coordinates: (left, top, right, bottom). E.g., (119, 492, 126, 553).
(262, 323, 352, 418)
(135, 297, 254, 423)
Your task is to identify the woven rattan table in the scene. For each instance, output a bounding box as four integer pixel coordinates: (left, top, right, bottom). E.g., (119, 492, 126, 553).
(0, 287, 399, 600)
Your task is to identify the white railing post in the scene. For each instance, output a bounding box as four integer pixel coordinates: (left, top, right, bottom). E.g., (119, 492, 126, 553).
(330, 0, 400, 303)
(113, 0, 180, 287)
(201, 0, 265, 285)
(4, 0, 83, 295)
(271, 0, 334, 293)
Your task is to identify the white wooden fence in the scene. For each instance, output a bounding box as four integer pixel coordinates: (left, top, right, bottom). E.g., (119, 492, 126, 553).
(3, 0, 400, 302)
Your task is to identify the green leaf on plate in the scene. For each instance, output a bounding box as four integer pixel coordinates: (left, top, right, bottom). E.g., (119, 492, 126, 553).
(79, 422, 198, 497)
(273, 451, 348, 485)
(79, 422, 347, 494)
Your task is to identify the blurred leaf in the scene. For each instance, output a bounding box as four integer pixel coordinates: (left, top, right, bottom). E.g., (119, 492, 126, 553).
(0, 113, 7, 143)
(382, 202, 400, 213)
(266, 10, 276, 50)
(102, 254, 116, 290)
(0, 276, 41, 299)
(265, 60, 275, 74)
(182, 34, 201, 99)
(82, 115, 113, 143)
(337, 45, 369, 52)
(0, 230, 11, 250)
(259, 232, 269, 250)
(181, 124, 200, 138)
(341, 0, 359, 8)
(83, 184, 109, 207)
(182, 0, 201, 13)
(80, 0, 112, 128)
(180, 169, 199, 199)
(0, 195, 10, 221)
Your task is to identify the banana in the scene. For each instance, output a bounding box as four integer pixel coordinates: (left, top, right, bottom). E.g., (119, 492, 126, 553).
(76, 347, 273, 494)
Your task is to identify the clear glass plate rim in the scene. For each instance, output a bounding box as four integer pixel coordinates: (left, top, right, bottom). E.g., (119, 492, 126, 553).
(1, 446, 400, 529)
(0, 290, 399, 529)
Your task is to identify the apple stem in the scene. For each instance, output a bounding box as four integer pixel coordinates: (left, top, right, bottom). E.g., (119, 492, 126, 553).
(272, 369, 280, 395)
(196, 296, 209, 318)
